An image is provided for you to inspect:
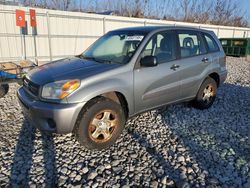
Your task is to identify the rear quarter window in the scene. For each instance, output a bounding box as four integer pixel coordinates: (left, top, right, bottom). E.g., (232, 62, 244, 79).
(203, 33, 220, 52)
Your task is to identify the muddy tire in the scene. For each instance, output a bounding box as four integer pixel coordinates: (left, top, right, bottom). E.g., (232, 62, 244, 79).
(0, 84, 9, 98)
(192, 77, 217, 110)
(74, 97, 126, 150)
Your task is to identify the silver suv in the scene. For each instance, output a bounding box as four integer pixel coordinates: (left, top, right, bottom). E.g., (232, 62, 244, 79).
(17, 26, 227, 150)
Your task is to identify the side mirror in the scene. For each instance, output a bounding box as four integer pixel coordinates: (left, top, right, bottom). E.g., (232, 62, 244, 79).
(140, 56, 158, 67)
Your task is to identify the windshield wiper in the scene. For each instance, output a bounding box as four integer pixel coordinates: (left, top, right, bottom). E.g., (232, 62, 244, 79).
(99, 59, 116, 64)
(78, 55, 122, 64)
(78, 55, 104, 64)
(101, 58, 123, 64)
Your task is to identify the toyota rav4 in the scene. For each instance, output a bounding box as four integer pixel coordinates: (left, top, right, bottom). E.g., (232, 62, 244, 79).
(17, 26, 227, 150)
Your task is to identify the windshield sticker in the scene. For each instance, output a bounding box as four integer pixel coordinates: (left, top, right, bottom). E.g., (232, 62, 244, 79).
(125, 36, 144, 41)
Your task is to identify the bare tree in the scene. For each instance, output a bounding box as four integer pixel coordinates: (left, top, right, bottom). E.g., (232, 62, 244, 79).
(49, 0, 71, 10)
(38, 0, 48, 8)
(16, 0, 249, 27)
(210, 0, 247, 26)
(194, 1, 213, 23)
(180, 0, 191, 21)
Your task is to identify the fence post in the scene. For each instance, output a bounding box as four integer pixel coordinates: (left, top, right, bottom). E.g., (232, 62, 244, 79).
(144, 20, 147, 26)
(46, 12, 52, 61)
(243, 30, 249, 38)
(33, 35, 38, 64)
(20, 27, 24, 60)
(23, 34, 26, 60)
(217, 27, 220, 37)
(21, 21, 28, 60)
(232, 28, 235, 38)
(103, 17, 106, 34)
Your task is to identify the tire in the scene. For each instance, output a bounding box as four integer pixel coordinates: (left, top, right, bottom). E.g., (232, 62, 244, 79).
(74, 97, 126, 150)
(0, 84, 9, 98)
(192, 77, 217, 110)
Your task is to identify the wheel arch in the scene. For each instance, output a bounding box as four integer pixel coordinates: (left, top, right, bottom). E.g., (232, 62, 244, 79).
(78, 90, 130, 120)
(100, 91, 129, 119)
(208, 72, 220, 87)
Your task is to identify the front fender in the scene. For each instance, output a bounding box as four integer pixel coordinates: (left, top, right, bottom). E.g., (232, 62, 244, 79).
(67, 78, 134, 115)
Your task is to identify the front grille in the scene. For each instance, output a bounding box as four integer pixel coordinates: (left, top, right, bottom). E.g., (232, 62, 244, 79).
(23, 77, 40, 97)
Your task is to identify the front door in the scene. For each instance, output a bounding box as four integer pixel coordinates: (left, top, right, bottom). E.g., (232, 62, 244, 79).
(134, 31, 182, 113)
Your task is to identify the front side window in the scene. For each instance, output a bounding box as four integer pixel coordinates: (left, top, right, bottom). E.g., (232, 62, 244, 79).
(178, 31, 206, 58)
(82, 31, 146, 64)
(141, 31, 176, 64)
(204, 33, 220, 52)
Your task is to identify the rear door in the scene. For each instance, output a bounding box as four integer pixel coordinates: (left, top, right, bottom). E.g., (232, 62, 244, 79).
(134, 30, 182, 113)
(176, 30, 211, 100)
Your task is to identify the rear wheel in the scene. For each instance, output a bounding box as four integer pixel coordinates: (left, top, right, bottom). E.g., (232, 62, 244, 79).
(192, 77, 217, 110)
(0, 84, 9, 98)
(74, 97, 125, 150)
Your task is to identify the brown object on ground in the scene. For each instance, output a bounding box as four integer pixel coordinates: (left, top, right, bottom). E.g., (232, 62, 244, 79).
(0, 62, 19, 74)
(0, 60, 36, 75)
(19, 60, 35, 68)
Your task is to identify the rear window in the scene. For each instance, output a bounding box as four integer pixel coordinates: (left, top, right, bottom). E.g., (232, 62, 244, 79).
(204, 33, 220, 52)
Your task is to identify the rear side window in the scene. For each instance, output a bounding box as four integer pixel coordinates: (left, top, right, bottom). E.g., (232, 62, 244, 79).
(204, 33, 220, 52)
(177, 31, 206, 58)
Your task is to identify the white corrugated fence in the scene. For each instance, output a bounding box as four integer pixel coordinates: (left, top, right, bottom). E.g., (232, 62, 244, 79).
(0, 4, 250, 63)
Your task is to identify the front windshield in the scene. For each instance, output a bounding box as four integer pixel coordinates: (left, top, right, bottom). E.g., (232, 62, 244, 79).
(82, 31, 146, 64)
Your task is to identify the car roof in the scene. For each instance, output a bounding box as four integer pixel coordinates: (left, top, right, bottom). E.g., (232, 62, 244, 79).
(111, 26, 213, 34)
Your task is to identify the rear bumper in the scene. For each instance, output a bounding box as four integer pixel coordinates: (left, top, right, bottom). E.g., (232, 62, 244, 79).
(17, 87, 85, 134)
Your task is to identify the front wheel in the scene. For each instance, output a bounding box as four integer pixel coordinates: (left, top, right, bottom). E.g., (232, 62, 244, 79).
(192, 77, 217, 110)
(74, 97, 126, 150)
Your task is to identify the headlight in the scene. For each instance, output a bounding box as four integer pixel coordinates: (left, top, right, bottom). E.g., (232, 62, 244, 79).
(41, 79, 80, 100)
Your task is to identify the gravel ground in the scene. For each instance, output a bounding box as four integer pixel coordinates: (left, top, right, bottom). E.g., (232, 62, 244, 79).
(0, 57, 249, 188)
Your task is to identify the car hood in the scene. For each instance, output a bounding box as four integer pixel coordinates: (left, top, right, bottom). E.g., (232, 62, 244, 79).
(27, 57, 121, 85)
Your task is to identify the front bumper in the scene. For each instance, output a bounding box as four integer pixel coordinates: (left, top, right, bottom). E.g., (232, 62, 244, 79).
(17, 87, 85, 134)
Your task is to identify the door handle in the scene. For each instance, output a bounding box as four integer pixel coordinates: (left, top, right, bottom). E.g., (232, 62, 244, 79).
(202, 57, 209, 63)
(170, 64, 180, 70)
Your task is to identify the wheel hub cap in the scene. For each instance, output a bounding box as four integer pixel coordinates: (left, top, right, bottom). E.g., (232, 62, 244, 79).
(88, 110, 118, 143)
(98, 120, 110, 130)
(202, 84, 214, 103)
